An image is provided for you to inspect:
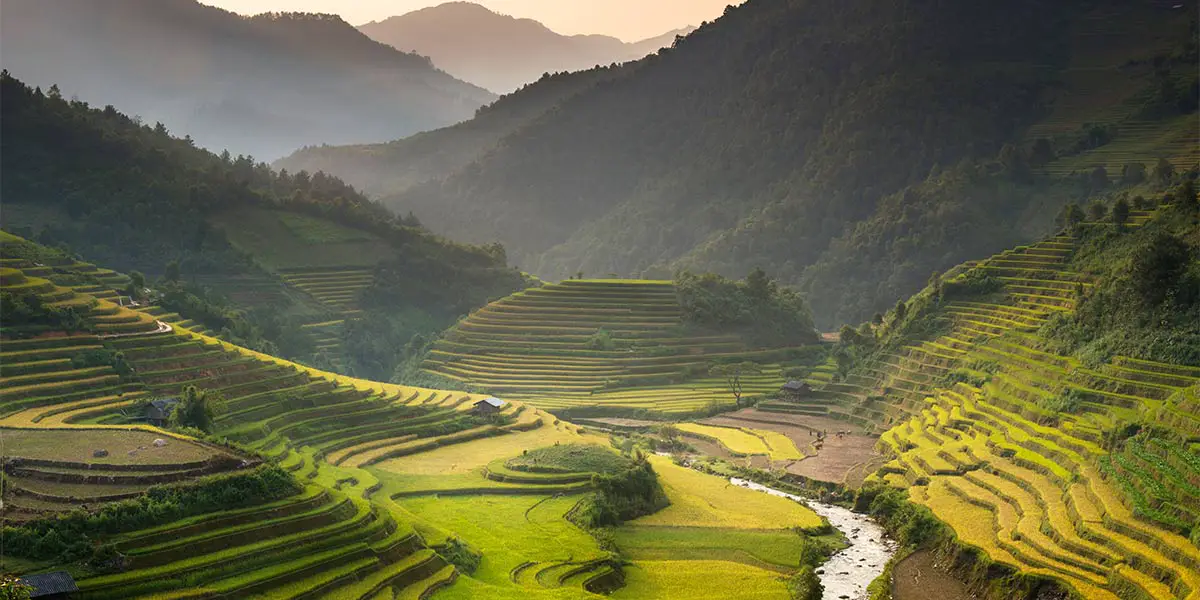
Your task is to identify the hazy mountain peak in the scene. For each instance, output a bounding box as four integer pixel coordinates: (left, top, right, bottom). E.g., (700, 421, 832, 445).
(0, 0, 494, 159)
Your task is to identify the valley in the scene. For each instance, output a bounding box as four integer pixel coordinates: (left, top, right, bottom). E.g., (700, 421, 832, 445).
(1, 1, 1198, 599)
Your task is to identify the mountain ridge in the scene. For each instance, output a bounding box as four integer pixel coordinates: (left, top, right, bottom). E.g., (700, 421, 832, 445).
(0, 0, 496, 159)
(358, 1, 693, 93)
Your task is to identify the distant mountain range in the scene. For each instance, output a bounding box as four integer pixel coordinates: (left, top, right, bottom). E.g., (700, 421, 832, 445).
(358, 2, 694, 93)
(0, 0, 495, 159)
(281, 0, 1199, 329)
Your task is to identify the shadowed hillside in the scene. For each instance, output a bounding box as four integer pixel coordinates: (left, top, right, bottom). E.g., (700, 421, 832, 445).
(359, 2, 692, 94)
(0, 0, 495, 159)
(286, 0, 1198, 330)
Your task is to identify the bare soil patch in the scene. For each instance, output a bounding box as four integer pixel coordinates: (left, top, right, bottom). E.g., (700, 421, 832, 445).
(702, 409, 879, 485)
(893, 550, 972, 600)
(1, 428, 220, 466)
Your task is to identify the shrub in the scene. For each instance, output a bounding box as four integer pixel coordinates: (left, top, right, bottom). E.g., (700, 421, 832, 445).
(437, 537, 481, 575)
(788, 566, 823, 600)
(573, 457, 669, 528)
(3, 466, 300, 563)
(586, 328, 616, 351)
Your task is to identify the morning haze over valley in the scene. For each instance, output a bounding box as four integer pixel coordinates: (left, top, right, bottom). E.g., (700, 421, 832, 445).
(0, 1, 1198, 599)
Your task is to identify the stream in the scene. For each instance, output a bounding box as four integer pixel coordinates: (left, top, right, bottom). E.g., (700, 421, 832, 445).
(730, 478, 897, 600)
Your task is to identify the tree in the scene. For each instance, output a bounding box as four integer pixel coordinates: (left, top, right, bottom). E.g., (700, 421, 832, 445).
(709, 361, 763, 404)
(1111, 197, 1130, 227)
(1154, 158, 1176, 185)
(998, 143, 1030, 181)
(1089, 166, 1110, 189)
(788, 565, 823, 600)
(1057, 202, 1085, 230)
(1028, 138, 1055, 167)
(894, 300, 907, 322)
(744, 267, 773, 300)
(126, 270, 146, 300)
(1130, 233, 1190, 307)
(1132, 195, 1149, 210)
(170, 386, 222, 432)
(1179, 178, 1198, 211)
(928, 270, 943, 301)
(871, 312, 884, 326)
(1088, 200, 1107, 222)
(1121, 162, 1147, 185)
(164, 260, 181, 283)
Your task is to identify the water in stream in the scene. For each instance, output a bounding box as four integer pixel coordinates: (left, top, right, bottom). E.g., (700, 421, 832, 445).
(730, 478, 897, 600)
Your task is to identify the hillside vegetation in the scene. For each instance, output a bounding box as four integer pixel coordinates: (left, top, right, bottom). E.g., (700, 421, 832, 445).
(0, 72, 529, 381)
(0, 0, 493, 159)
(285, 0, 1198, 330)
(761, 184, 1200, 599)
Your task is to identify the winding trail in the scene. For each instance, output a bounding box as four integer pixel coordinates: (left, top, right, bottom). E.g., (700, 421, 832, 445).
(731, 478, 897, 600)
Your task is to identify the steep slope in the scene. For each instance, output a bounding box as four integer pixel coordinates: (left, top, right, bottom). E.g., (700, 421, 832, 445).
(759, 190, 1198, 599)
(0, 72, 528, 381)
(290, 0, 1197, 330)
(0, 0, 494, 159)
(276, 66, 626, 198)
(359, 2, 691, 93)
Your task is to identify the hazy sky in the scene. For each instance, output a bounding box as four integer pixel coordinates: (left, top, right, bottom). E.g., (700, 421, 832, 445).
(200, 1, 740, 41)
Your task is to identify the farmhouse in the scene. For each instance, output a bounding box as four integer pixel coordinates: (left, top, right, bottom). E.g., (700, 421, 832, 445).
(472, 397, 506, 415)
(145, 397, 179, 427)
(778, 380, 811, 401)
(18, 571, 78, 599)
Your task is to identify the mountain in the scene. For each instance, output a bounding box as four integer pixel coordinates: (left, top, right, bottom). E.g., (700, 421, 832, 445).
(0, 0, 495, 159)
(286, 0, 1198, 328)
(0, 72, 528, 381)
(358, 2, 693, 93)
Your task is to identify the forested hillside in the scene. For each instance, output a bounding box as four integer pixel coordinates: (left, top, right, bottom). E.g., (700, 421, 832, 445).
(0, 72, 528, 381)
(0, 0, 494, 159)
(287, 0, 1198, 329)
(359, 2, 690, 93)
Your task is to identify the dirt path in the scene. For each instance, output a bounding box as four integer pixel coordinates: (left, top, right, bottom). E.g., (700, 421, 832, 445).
(892, 550, 972, 600)
(702, 409, 880, 485)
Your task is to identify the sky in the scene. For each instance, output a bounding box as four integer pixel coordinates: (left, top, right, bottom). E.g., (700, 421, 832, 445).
(200, 0, 740, 41)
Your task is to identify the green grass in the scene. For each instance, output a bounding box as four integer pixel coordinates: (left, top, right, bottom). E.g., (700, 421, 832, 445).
(505, 444, 632, 475)
(611, 560, 791, 600)
(633, 456, 822, 530)
(614, 526, 810, 570)
(392, 494, 607, 588)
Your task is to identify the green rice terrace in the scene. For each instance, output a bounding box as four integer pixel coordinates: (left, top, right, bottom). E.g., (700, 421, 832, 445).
(4, 196, 1200, 600)
(421, 279, 810, 415)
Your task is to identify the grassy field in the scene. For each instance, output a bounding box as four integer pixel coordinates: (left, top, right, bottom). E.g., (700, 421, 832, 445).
(634, 456, 822, 530)
(614, 526, 807, 570)
(612, 560, 791, 600)
(209, 206, 394, 269)
(395, 495, 606, 592)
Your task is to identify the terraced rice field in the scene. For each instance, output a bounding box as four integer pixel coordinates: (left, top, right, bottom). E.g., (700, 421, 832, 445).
(674, 423, 804, 460)
(3, 242, 597, 598)
(279, 267, 374, 316)
(1022, 2, 1199, 174)
(423, 279, 802, 414)
(847, 216, 1200, 600)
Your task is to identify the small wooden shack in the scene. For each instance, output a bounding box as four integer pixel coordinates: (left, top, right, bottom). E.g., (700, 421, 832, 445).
(779, 380, 812, 402)
(472, 397, 506, 415)
(146, 397, 179, 427)
(19, 571, 78, 599)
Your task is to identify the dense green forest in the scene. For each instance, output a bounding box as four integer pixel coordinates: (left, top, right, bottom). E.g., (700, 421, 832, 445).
(0, 71, 529, 379)
(286, 0, 1198, 329)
